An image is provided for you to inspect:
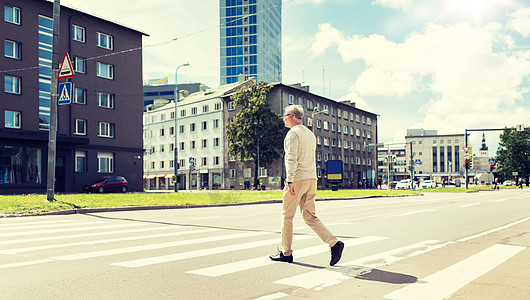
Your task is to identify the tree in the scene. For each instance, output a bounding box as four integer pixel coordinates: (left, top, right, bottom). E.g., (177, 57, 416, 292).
(496, 129, 530, 182)
(226, 81, 288, 189)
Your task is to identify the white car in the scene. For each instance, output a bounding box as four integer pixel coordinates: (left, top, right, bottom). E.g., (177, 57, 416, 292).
(396, 179, 413, 189)
(420, 180, 436, 189)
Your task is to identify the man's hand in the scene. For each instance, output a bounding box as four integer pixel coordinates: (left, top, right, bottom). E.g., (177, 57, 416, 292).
(287, 183, 296, 196)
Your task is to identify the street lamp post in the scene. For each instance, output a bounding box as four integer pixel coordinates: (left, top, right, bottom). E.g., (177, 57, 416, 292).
(174, 63, 190, 192)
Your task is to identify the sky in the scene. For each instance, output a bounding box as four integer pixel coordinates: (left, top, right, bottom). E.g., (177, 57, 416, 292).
(60, 0, 530, 154)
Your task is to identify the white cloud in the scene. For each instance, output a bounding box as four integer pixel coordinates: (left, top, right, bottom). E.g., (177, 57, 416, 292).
(507, 7, 530, 37)
(372, 0, 415, 11)
(312, 21, 530, 136)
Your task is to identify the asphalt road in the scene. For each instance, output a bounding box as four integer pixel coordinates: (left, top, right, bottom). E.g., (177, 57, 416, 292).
(1, 189, 529, 299)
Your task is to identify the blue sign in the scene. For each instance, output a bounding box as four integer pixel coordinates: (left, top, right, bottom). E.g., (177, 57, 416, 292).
(326, 160, 343, 184)
(58, 82, 72, 105)
(489, 158, 494, 164)
(189, 157, 195, 164)
(415, 159, 422, 165)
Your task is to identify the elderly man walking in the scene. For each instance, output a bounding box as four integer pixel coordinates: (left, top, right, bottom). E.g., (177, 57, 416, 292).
(269, 105, 344, 266)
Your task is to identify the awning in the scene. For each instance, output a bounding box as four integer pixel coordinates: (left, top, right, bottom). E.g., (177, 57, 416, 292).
(164, 174, 174, 179)
(145, 175, 156, 179)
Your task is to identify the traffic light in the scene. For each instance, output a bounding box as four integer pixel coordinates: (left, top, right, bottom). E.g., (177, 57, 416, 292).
(465, 159, 469, 169)
(490, 164, 494, 172)
(389, 162, 393, 171)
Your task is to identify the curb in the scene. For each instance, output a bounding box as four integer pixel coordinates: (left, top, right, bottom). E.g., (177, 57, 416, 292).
(1, 193, 423, 218)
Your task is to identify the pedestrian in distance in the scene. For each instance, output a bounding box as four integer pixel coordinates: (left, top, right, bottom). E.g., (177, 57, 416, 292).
(270, 105, 344, 266)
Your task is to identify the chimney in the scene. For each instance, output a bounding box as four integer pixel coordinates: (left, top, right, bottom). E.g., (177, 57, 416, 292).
(179, 90, 189, 98)
(238, 74, 246, 83)
(199, 84, 207, 92)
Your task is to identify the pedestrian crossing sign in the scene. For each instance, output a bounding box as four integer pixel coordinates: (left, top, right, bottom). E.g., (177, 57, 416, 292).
(58, 82, 73, 105)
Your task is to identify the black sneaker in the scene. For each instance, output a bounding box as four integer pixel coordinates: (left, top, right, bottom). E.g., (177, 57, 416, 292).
(330, 241, 344, 266)
(269, 251, 293, 263)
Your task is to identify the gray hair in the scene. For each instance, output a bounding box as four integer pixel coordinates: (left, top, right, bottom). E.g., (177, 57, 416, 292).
(284, 105, 304, 119)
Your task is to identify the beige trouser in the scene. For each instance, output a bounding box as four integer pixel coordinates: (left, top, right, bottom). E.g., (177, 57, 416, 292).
(281, 179, 338, 256)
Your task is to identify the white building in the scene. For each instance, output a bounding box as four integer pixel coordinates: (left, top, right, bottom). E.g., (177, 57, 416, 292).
(405, 129, 466, 182)
(143, 80, 254, 190)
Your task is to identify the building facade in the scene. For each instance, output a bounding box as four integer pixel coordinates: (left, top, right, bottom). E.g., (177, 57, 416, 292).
(143, 78, 378, 191)
(405, 129, 466, 182)
(377, 145, 408, 184)
(1, 0, 145, 194)
(220, 0, 281, 85)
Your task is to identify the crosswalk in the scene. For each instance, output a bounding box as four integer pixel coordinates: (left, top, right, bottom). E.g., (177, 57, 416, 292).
(1, 215, 527, 299)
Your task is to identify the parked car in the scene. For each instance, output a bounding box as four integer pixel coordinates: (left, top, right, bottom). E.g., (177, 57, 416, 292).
(396, 179, 414, 189)
(503, 180, 515, 186)
(84, 176, 128, 193)
(420, 180, 436, 189)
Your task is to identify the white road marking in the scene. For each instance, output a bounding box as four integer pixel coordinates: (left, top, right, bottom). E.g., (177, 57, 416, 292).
(399, 209, 436, 216)
(0, 223, 158, 245)
(273, 240, 448, 289)
(0, 228, 221, 254)
(53, 231, 272, 261)
(384, 244, 526, 300)
(0, 259, 55, 269)
(459, 203, 480, 208)
(494, 198, 509, 203)
(111, 235, 315, 268)
(0, 220, 75, 230)
(457, 216, 530, 242)
(187, 236, 387, 277)
(189, 216, 220, 220)
(0, 223, 141, 238)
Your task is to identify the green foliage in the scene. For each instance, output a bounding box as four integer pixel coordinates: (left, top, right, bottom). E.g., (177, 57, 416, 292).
(226, 81, 288, 187)
(496, 129, 530, 180)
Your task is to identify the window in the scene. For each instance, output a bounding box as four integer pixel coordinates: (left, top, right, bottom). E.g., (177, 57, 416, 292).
(98, 122, 115, 138)
(356, 114, 360, 122)
(74, 119, 86, 135)
(230, 169, 236, 178)
(367, 117, 372, 126)
(214, 156, 220, 166)
(97, 92, 114, 109)
(191, 107, 197, 115)
(190, 141, 196, 149)
(228, 101, 235, 111)
(179, 125, 184, 133)
(74, 57, 86, 73)
(202, 139, 207, 148)
(215, 102, 222, 110)
(97, 32, 113, 50)
(4, 110, 20, 128)
(323, 121, 329, 130)
(169, 126, 174, 135)
(202, 105, 209, 113)
(298, 97, 303, 106)
(180, 142, 185, 150)
(160, 128, 165, 136)
(4, 6, 20, 25)
(72, 25, 85, 42)
(75, 151, 86, 172)
(97, 62, 113, 79)
(201, 157, 207, 166)
(180, 109, 186, 117)
(5, 75, 21, 94)
(288, 94, 294, 104)
(243, 168, 252, 178)
(213, 119, 220, 128)
(4, 40, 20, 59)
(214, 137, 220, 146)
(259, 167, 267, 177)
(97, 152, 114, 173)
(190, 123, 196, 132)
(307, 100, 313, 110)
(202, 121, 207, 130)
(74, 88, 86, 104)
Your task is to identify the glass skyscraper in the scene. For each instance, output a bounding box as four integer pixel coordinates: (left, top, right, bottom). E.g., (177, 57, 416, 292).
(220, 0, 281, 85)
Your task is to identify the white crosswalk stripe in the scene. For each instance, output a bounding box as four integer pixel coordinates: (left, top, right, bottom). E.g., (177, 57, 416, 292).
(384, 244, 526, 300)
(187, 236, 386, 277)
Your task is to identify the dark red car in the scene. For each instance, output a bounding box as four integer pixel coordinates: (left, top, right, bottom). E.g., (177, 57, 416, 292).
(83, 176, 128, 193)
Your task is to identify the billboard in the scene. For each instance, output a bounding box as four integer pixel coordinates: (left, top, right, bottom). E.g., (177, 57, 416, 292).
(326, 160, 343, 184)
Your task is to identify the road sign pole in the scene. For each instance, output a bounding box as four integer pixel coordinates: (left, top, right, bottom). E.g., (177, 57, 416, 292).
(46, 0, 61, 202)
(465, 129, 468, 190)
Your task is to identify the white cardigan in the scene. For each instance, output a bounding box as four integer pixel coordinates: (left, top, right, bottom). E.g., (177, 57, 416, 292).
(284, 124, 317, 183)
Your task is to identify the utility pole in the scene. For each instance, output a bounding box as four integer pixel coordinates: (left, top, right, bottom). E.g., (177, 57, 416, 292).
(409, 142, 414, 189)
(46, 0, 61, 202)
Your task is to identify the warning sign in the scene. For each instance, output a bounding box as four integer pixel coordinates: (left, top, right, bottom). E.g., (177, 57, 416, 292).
(58, 52, 75, 79)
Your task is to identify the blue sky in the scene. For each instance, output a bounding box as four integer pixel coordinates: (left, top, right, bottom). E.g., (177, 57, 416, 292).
(62, 0, 530, 153)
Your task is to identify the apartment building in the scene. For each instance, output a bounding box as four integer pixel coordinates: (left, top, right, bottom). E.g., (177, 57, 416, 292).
(1, 0, 146, 194)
